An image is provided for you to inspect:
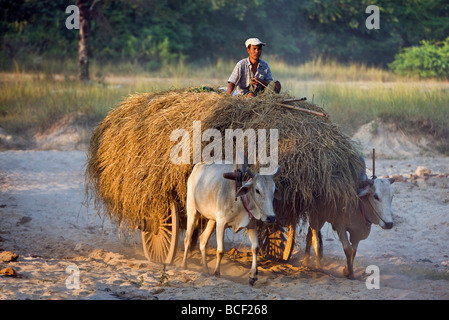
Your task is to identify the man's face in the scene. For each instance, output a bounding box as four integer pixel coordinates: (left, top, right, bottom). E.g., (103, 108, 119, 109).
(247, 45, 262, 60)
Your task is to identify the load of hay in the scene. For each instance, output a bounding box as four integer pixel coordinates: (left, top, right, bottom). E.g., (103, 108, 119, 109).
(85, 89, 363, 232)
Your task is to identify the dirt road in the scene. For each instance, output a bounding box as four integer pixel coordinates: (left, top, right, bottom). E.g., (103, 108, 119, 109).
(1, 149, 449, 300)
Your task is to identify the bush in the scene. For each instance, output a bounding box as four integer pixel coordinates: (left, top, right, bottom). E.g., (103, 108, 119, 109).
(389, 38, 449, 79)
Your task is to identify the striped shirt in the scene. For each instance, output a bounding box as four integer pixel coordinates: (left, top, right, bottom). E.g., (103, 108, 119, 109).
(228, 58, 273, 95)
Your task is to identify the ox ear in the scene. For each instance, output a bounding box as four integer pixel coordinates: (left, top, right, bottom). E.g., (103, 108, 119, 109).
(388, 177, 395, 184)
(235, 180, 253, 198)
(274, 187, 281, 200)
(358, 185, 373, 198)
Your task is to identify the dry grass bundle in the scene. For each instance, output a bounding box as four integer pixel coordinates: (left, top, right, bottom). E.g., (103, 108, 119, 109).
(85, 89, 363, 232)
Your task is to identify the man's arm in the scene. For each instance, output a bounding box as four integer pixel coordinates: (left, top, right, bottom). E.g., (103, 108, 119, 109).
(227, 60, 243, 95)
(227, 82, 236, 95)
(253, 60, 273, 88)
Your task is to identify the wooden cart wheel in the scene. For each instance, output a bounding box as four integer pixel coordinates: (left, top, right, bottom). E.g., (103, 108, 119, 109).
(259, 223, 295, 262)
(283, 225, 296, 262)
(141, 201, 179, 265)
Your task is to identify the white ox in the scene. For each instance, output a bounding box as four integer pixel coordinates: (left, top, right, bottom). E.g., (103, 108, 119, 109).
(304, 176, 395, 279)
(182, 162, 280, 285)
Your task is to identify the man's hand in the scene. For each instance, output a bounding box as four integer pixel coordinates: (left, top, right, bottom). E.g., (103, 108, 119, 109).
(251, 77, 269, 88)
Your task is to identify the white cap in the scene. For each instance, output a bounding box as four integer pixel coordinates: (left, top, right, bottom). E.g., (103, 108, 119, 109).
(245, 38, 266, 48)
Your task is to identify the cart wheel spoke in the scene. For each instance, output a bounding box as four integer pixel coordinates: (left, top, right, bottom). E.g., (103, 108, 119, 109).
(259, 223, 295, 262)
(141, 201, 179, 264)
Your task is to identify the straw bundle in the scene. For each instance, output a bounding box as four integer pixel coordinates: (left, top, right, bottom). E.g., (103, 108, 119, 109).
(85, 89, 363, 231)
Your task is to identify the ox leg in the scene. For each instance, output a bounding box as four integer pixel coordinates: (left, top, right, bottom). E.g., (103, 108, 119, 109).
(349, 235, 360, 278)
(318, 230, 323, 259)
(182, 205, 199, 269)
(247, 225, 259, 286)
(350, 243, 359, 276)
(199, 219, 216, 274)
(303, 227, 323, 270)
(311, 228, 322, 270)
(337, 230, 355, 280)
(213, 219, 226, 277)
(303, 226, 313, 267)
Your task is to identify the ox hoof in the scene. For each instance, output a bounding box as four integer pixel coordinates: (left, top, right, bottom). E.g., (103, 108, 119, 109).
(302, 256, 311, 267)
(345, 274, 355, 280)
(343, 267, 355, 280)
(249, 277, 257, 286)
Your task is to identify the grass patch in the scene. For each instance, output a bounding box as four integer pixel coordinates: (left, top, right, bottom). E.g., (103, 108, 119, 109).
(0, 73, 210, 136)
(11, 55, 402, 82)
(0, 76, 112, 135)
(1, 59, 448, 154)
(284, 81, 449, 154)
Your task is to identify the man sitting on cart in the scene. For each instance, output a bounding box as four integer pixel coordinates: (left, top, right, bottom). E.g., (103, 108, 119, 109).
(227, 37, 281, 97)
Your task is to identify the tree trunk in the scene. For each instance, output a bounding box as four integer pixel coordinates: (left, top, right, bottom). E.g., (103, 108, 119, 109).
(77, 0, 90, 82)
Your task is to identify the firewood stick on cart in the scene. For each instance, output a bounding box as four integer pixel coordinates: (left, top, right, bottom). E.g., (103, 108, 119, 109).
(253, 78, 327, 118)
(252, 77, 268, 88)
(277, 103, 329, 118)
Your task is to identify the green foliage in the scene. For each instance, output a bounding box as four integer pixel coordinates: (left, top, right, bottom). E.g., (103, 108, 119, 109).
(389, 38, 449, 79)
(1, 0, 449, 71)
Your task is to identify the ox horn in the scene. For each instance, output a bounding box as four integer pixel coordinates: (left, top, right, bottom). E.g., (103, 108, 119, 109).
(246, 166, 256, 179)
(241, 154, 248, 176)
(234, 151, 248, 172)
(224, 152, 249, 181)
(234, 152, 239, 172)
(372, 148, 377, 179)
(223, 172, 238, 180)
(271, 166, 281, 177)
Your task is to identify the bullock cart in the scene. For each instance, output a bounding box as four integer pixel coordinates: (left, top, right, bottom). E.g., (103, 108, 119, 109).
(85, 89, 363, 264)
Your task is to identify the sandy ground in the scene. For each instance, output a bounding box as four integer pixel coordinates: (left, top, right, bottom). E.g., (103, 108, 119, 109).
(1, 127, 449, 300)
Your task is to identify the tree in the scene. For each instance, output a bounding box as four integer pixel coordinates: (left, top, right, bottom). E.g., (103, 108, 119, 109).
(76, 0, 108, 82)
(389, 37, 449, 79)
(1, 0, 448, 71)
(76, 0, 90, 81)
